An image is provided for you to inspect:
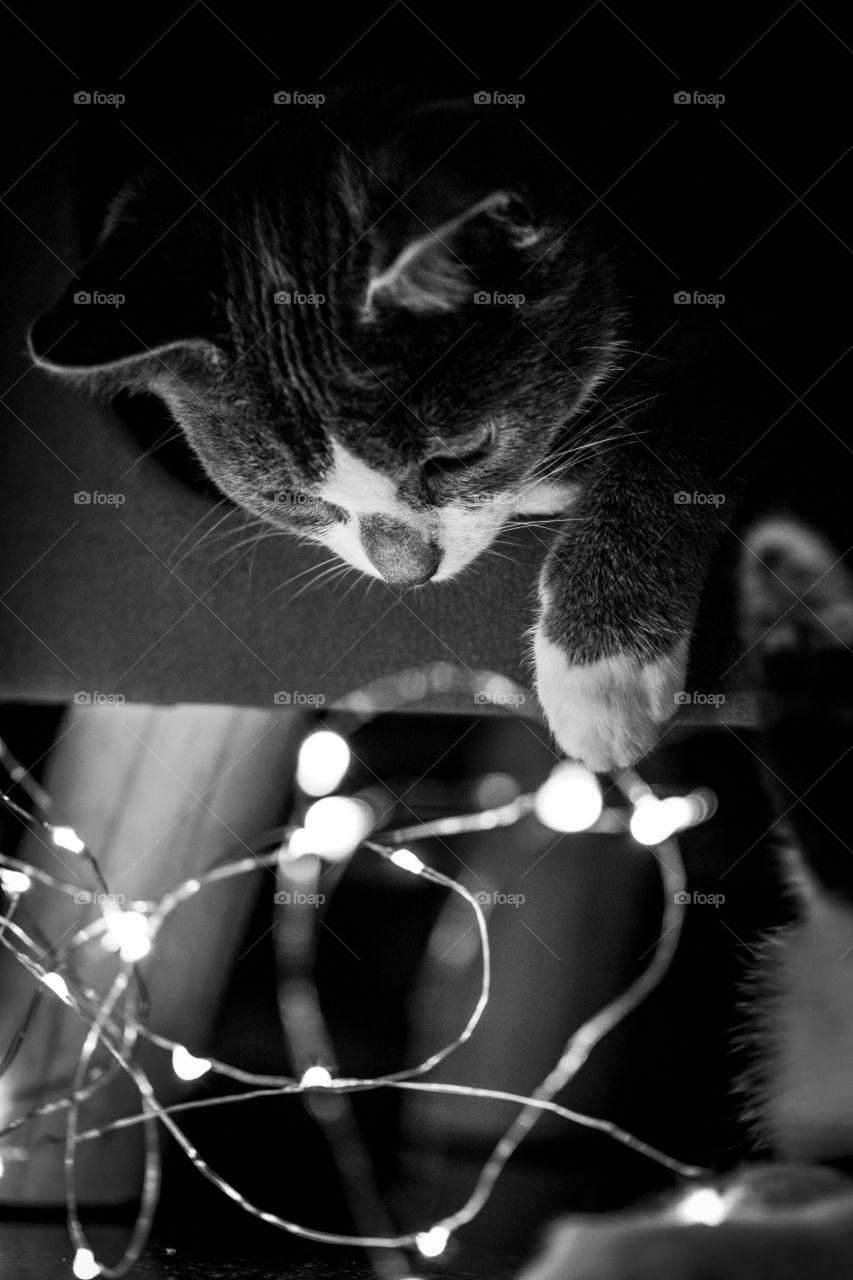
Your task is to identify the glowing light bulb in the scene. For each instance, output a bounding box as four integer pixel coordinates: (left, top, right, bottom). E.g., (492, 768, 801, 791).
(300, 796, 373, 861)
(101, 910, 151, 962)
(43, 972, 71, 1003)
(0, 868, 32, 895)
(296, 730, 351, 797)
(51, 826, 85, 854)
(416, 1225, 450, 1258)
(534, 762, 603, 833)
(172, 1044, 212, 1081)
(675, 1186, 727, 1226)
(390, 849, 424, 875)
(73, 1248, 102, 1279)
(629, 795, 690, 846)
(286, 829, 314, 861)
(300, 1065, 333, 1088)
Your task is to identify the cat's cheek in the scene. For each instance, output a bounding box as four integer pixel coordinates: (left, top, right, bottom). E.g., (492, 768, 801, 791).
(532, 629, 689, 772)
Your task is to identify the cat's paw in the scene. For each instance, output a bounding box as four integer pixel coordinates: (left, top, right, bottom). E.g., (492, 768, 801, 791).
(532, 629, 689, 772)
(740, 516, 853, 652)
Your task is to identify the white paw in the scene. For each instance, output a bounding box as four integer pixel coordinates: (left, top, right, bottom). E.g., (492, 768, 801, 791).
(533, 631, 689, 771)
(741, 517, 853, 649)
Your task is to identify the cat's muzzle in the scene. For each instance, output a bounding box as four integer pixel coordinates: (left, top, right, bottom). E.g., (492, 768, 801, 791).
(359, 515, 442, 586)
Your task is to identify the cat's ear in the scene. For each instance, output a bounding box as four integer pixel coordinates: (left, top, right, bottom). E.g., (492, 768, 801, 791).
(28, 178, 218, 376)
(28, 283, 214, 376)
(362, 190, 541, 319)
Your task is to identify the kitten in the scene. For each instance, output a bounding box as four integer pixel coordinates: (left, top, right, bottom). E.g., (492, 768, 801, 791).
(519, 515, 853, 1279)
(28, 88, 741, 769)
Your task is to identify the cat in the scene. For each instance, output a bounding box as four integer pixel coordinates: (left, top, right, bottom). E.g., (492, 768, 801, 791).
(519, 514, 853, 1279)
(28, 87, 745, 770)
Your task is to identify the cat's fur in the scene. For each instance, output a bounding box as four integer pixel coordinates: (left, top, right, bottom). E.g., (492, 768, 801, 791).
(28, 89, 743, 769)
(519, 516, 853, 1279)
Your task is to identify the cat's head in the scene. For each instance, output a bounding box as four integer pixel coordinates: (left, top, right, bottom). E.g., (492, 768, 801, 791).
(29, 93, 620, 585)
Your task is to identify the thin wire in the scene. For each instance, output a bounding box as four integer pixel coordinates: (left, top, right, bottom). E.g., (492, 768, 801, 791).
(0, 668, 709, 1278)
(437, 775, 693, 1236)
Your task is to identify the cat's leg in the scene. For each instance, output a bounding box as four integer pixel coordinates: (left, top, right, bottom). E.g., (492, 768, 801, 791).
(532, 431, 731, 771)
(521, 514, 853, 1278)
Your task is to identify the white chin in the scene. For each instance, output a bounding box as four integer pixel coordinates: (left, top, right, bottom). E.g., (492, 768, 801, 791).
(321, 525, 385, 579)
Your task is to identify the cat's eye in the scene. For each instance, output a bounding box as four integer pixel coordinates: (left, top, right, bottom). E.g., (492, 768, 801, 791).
(421, 422, 497, 475)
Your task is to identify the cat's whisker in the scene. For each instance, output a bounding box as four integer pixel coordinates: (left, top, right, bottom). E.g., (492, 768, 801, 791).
(209, 530, 287, 567)
(201, 528, 269, 559)
(198, 516, 270, 561)
(201, 513, 268, 543)
(248, 527, 275, 585)
(561, 391, 656, 439)
(517, 428, 649, 490)
(581, 343, 673, 364)
(286, 560, 352, 604)
(168, 497, 234, 567)
(337, 567, 370, 603)
(504, 519, 579, 532)
(170, 505, 254, 571)
(256, 556, 341, 605)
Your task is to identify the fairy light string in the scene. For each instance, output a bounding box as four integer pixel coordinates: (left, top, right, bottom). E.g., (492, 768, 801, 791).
(0, 664, 716, 1277)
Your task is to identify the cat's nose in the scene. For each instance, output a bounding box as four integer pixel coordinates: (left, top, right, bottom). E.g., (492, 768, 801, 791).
(359, 516, 442, 586)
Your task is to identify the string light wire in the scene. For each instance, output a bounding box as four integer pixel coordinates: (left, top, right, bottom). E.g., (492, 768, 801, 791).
(0, 666, 713, 1276)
